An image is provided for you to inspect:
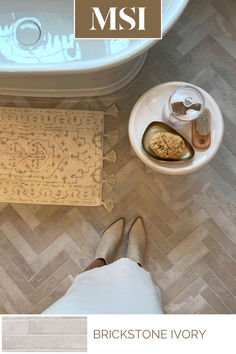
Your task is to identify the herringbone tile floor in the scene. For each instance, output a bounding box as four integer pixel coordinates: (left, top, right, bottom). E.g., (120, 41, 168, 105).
(0, 0, 235, 314)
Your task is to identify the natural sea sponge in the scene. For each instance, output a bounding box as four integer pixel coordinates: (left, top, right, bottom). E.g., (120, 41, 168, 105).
(149, 132, 185, 159)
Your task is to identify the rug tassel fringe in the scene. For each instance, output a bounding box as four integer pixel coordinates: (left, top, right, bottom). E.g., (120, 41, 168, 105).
(102, 199, 115, 213)
(102, 174, 116, 192)
(104, 130, 119, 145)
(103, 150, 117, 163)
(105, 104, 118, 118)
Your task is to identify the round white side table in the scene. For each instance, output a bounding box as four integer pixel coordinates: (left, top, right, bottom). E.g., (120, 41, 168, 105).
(128, 82, 224, 175)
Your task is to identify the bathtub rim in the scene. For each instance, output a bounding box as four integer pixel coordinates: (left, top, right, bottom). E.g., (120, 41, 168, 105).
(0, 0, 189, 74)
(0, 53, 148, 97)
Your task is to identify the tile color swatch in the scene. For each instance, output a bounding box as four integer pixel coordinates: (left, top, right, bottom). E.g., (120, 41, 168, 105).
(2, 316, 87, 352)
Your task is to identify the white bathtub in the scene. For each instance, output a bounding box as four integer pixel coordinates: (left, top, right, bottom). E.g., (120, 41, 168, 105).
(0, 0, 188, 97)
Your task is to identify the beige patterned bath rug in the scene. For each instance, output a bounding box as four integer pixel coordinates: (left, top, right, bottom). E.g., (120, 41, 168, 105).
(0, 105, 118, 212)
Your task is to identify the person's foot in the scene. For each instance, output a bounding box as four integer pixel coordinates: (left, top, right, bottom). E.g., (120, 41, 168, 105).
(95, 218, 124, 264)
(127, 217, 146, 266)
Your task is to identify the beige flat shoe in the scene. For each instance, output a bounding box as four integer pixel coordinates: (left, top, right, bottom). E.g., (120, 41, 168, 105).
(127, 217, 146, 266)
(95, 218, 124, 264)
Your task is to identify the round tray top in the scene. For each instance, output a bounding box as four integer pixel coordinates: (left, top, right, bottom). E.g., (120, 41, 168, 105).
(128, 82, 224, 175)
